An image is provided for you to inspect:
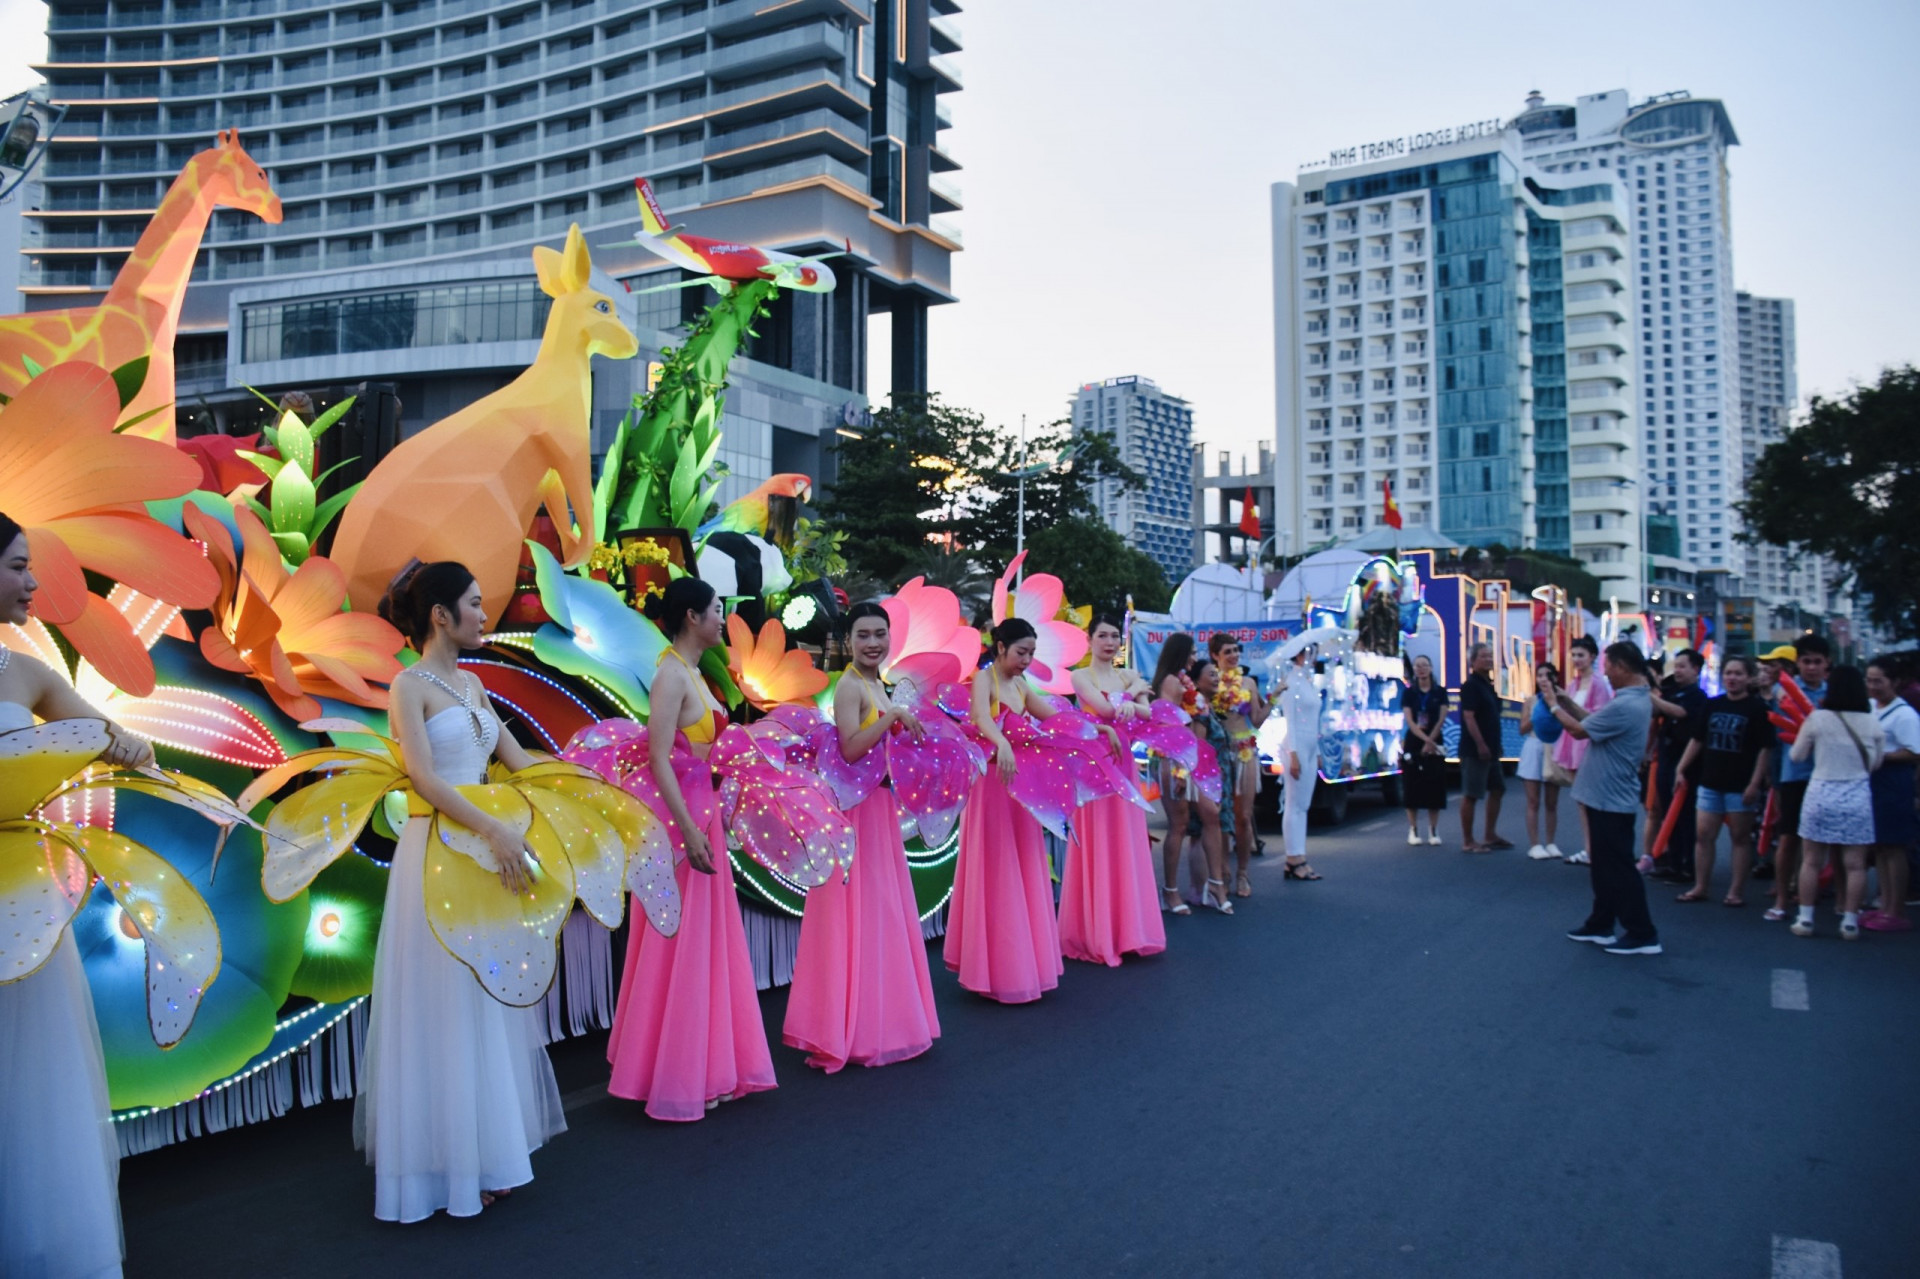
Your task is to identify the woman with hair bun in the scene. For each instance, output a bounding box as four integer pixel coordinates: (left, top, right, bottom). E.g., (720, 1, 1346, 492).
(944, 617, 1068, 1003)
(1059, 612, 1167, 965)
(782, 601, 942, 1071)
(361, 560, 566, 1221)
(603, 576, 776, 1118)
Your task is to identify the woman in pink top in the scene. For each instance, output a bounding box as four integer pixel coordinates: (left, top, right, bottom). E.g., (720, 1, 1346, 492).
(1552, 635, 1613, 864)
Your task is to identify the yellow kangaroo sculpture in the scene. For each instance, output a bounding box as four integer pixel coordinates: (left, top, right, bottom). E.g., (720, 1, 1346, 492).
(333, 225, 638, 625)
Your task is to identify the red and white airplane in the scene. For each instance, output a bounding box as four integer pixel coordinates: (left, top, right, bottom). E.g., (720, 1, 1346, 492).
(623, 176, 842, 294)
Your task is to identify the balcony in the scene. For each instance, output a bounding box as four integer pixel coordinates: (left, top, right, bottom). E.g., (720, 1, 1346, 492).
(709, 24, 846, 79)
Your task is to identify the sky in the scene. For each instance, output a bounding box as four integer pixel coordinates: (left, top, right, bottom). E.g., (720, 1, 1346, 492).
(1, 0, 1914, 472)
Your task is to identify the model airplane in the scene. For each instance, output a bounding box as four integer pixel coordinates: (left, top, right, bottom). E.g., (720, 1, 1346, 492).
(619, 176, 843, 295)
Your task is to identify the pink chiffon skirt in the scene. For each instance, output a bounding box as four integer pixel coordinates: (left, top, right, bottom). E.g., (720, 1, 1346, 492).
(606, 812, 776, 1121)
(943, 769, 1061, 1004)
(783, 788, 940, 1072)
(1060, 793, 1167, 966)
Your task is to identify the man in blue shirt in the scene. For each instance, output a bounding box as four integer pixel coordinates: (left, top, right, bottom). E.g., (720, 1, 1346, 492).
(1768, 635, 1830, 921)
(1547, 641, 1660, 955)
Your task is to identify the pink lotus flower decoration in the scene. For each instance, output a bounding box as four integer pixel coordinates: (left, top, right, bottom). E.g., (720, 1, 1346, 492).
(880, 576, 982, 690)
(990, 551, 1087, 695)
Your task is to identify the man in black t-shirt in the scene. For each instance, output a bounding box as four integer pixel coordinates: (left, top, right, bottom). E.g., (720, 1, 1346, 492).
(1458, 643, 1508, 851)
(1668, 654, 1776, 906)
(1650, 649, 1710, 881)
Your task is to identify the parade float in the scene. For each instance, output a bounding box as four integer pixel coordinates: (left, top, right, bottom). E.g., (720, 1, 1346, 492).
(0, 152, 1041, 1152)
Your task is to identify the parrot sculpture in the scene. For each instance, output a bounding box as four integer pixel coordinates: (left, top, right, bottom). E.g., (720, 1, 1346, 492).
(697, 472, 812, 543)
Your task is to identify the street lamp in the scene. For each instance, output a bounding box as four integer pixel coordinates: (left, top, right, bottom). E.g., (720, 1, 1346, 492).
(1012, 411, 1077, 574)
(0, 88, 64, 201)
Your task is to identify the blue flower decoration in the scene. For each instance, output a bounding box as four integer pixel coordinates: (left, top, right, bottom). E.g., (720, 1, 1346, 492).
(526, 541, 667, 718)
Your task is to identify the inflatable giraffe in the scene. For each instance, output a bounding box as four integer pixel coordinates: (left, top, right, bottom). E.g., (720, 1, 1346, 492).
(0, 129, 281, 442)
(332, 224, 638, 625)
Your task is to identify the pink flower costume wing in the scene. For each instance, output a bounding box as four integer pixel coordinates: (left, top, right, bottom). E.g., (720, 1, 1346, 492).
(1060, 696, 1167, 967)
(711, 708, 852, 888)
(884, 673, 987, 846)
(560, 719, 685, 938)
(990, 553, 1089, 696)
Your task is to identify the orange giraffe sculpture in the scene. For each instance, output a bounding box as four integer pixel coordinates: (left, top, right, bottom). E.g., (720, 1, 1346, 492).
(333, 225, 639, 625)
(0, 129, 282, 442)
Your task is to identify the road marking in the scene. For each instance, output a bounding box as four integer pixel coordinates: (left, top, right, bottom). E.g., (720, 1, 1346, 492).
(1360, 819, 1390, 832)
(1771, 969, 1810, 1012)
(1771, 1235, 1841, 1278)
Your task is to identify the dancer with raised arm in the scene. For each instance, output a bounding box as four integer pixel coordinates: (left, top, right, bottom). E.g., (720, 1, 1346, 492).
(605, 577, 777, 1117)
(783, 602, 943, 1070)
(1061, 613, 1167, 965)
(358, 561, 568, 1221)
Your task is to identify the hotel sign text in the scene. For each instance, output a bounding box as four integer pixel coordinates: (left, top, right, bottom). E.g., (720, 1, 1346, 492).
(1328, 118, 1506, 168)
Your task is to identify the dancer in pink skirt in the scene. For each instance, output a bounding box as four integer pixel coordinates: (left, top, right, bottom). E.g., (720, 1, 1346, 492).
(601, 578, 776, 1120)
(783, 602, 945, 1071)
(1060, 613, 1168, 966)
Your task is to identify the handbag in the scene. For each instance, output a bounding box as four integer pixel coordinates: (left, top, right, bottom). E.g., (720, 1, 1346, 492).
(1543, 755, 1575, 789)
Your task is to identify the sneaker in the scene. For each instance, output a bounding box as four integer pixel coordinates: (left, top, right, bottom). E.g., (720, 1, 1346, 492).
(1546, 843, 1565, 859)
(1567, 923, 1617, 945)
(1426, 833, 1441, 846)
(1789, 919, 1815, 938)
(1605, 934, 1663, 956)
(1566, 850, 1590, 865)
(1408, 828, 1422, 846)
(1840, 918, 1862, 942)
(1527, 844, 1555, 860)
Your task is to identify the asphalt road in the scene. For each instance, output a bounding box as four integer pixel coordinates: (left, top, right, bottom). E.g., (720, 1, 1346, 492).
(120, 790, 1919, 1278)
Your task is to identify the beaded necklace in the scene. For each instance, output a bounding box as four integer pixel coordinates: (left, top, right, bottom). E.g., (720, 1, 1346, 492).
(411, 665, 486, 745)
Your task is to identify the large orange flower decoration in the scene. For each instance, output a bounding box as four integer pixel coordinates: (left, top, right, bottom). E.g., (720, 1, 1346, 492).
(0, 362, 219, 695)
(726, 613, 827, 712)
(182, 502, 405, 723)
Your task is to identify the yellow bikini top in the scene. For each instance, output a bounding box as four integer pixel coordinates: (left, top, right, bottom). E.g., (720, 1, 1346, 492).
(661, 648, 720, 745)
(851, 668, 886, 729)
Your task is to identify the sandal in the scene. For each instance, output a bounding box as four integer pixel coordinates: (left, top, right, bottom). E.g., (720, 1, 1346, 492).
(1162, 885, 1191, 916)
(1722, 896, 1745, 908)
(1283, 861, 1322, 881)
(1762, 906, 1787, 922)
(1234, 871, 1253, 898)
(1203, 878, 1235, 914)
(1675, 888, 1709, 903)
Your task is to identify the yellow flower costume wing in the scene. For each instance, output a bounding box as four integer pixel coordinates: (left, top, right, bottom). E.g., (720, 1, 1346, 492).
(425, 784, 575, 1007)
(66, 825, 221, 1048)
(248, 743, 646, 1006)
(0, 718, 249, 1047)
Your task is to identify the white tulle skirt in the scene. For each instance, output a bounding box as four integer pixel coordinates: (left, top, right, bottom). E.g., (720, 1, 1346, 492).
(0, 929, 123, 1279)
(354, 820, 567, 1223)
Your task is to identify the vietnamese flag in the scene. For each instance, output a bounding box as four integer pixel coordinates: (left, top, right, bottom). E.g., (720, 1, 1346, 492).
(1238, 487, 1261, 538)
(1383, 479, 1403, 530)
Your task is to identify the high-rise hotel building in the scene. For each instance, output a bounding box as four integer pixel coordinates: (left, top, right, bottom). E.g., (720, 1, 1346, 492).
(1271, 127, 1641, 601)
(1736, 291, 1825, 626)
(1069, 375, 1194, 585)
(27, 0, 962, 497)
(1510, 90, 1740, 578)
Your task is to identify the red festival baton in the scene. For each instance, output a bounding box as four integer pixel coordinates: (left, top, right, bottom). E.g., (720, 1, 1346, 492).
(1649, 777, 1691, 862)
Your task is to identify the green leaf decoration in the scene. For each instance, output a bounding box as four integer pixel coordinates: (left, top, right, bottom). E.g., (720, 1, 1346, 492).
(307, 394, 357, 441)
(277, 413, 316, 478)
(107, 355, 147, 408)
(22, 354, 44, 377)
(237, 450, 283, 480)
(311, 483, 362, 545)
(111, 402, 171, 435)
(270, 457, 317, 538)
(668, 433, 698, 520)
(592, 415, 629, 540)
(271, 531, 310, 561)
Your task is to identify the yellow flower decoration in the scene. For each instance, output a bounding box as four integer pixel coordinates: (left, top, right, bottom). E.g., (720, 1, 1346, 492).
(1, 718, 258, 1047)
(237, 736, 660, 1007)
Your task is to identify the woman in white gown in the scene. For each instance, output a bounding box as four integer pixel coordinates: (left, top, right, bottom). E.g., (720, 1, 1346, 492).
(357, 561, 566, 1222)
(1, 512, 150, 1279)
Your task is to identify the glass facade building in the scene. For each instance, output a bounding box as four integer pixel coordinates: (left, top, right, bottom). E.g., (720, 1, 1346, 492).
(1273, 130, 1640, 598)
(26, 0, 963, 458)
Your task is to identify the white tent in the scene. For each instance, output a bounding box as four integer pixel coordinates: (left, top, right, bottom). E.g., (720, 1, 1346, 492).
(1265, 547, 1374, 619)
(1169, 562, 1266, 624)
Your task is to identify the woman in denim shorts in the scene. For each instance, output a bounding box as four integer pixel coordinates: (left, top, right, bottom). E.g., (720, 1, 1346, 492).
(1669, 655, 1776, 907)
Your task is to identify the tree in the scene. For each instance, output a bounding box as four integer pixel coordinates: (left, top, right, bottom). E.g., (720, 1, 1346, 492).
(962, 420, 1145, 566)
(1025, 517, 1172, 615)
(815, 392, 993, 586)
(1738, 366, 1920, 634)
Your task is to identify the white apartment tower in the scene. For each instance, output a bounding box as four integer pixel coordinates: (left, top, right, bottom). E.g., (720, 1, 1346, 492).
(1070, 376, 1195, 585)
(1271, 128, 1641, 600)
(1512, 90, 1742, 578)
